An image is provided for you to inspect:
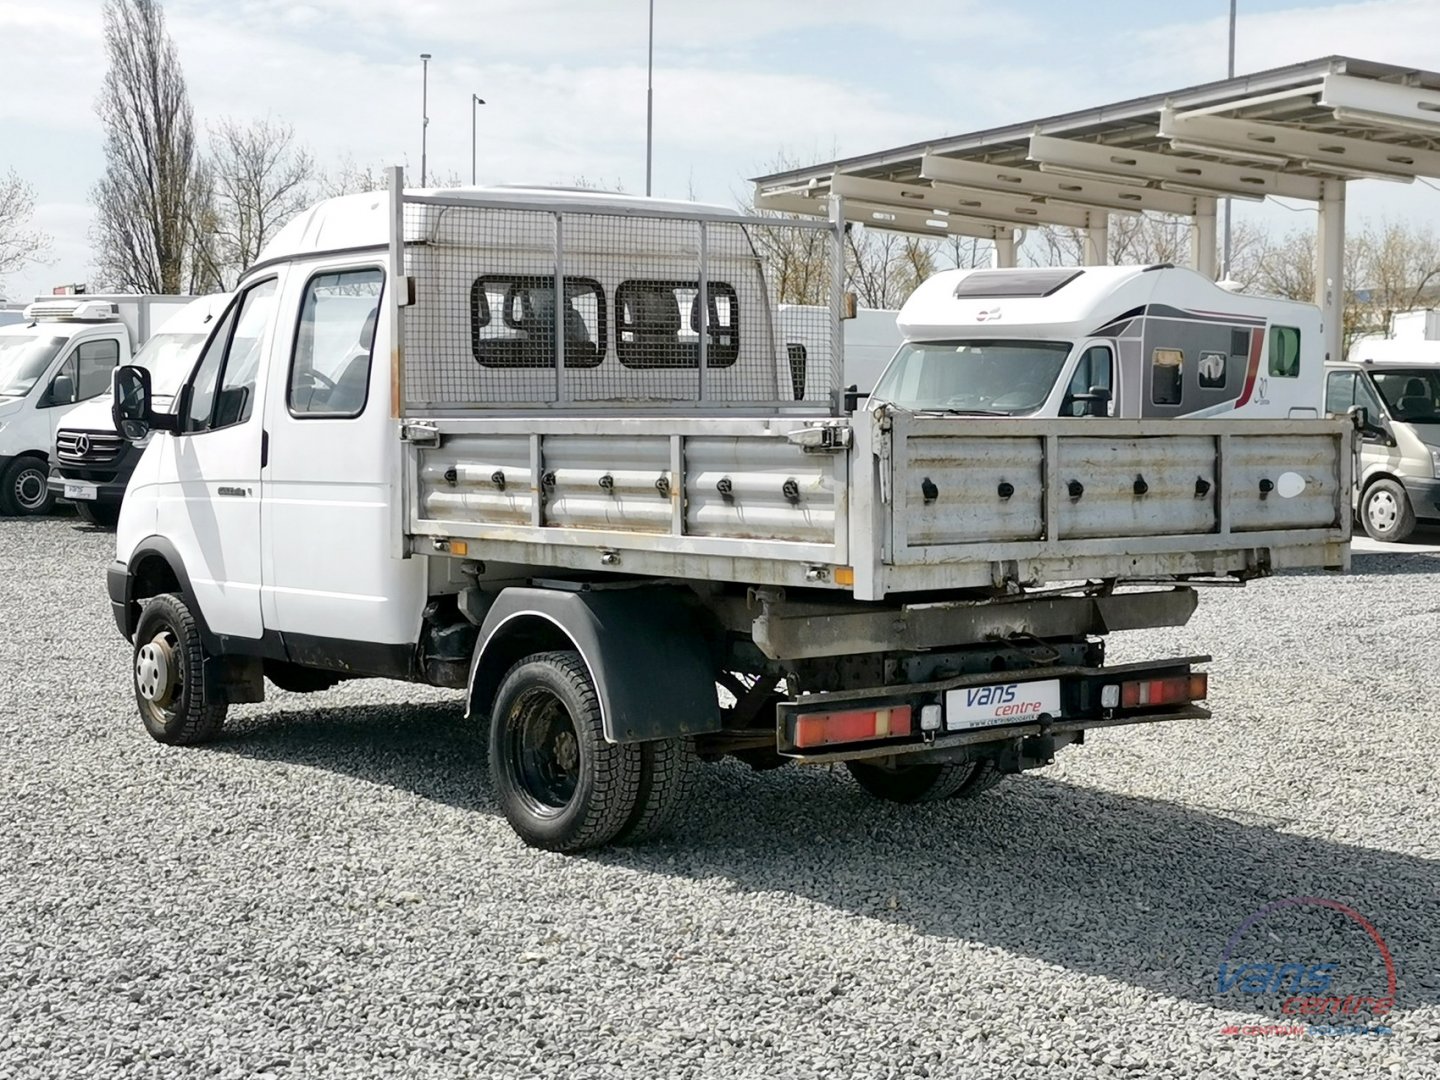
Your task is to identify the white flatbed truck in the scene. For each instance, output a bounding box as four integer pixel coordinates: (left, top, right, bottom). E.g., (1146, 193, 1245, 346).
(106, 175, 1352, 851)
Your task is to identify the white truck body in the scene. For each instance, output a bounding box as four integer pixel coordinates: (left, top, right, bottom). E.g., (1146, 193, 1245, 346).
(876, 265, 1322, 421)
(106, 179, 1352, 851)
(779, 304, 902, 398)
(0, 295, 189, 515)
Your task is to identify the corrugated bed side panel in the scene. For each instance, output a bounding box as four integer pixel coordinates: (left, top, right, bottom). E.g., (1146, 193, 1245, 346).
(1056, 436, 1218, 540)
(686, 437, 836, 543)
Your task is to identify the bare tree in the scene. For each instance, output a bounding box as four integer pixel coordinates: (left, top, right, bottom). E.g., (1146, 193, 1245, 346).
(1350, 220, 1440, 338)
(91, 0, 215, 294)
(845, 226, 936, 309)
(0, 171, 51, 294)
(199, 117, 314, 286)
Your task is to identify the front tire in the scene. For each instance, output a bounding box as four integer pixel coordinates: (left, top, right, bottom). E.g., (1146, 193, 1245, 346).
(132, 592, 227, 745)
(489, 651, 642, 852)
(1362, 479, 1416, 542)
(75, 501, 122, 528)
(0, 456, 55, 516)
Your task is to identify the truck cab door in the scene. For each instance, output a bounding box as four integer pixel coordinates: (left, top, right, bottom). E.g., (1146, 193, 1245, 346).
(158, 277, 280, 641)
(42, 335, 123, 450)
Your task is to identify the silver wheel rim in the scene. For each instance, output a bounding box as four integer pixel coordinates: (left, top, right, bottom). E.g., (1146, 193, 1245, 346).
(13, 466, 46, 511)
(1368, 490, 1398, 532)
(136, 633, 178, 708)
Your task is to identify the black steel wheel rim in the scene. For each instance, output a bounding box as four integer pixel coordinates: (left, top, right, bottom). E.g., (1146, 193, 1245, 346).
(506, 689, 580, 814)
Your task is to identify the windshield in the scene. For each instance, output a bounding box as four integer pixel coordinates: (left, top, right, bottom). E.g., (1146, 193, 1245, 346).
(0, 334, 68, 398)
(135, 332, 209, 399)
(1369, 367, 1440, 424)
(870, 339, 1072, 415)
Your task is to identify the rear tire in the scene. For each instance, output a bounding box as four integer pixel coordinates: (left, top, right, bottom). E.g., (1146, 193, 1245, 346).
(133, 592, 227, 746)
(847, 760, 974, 803)
(616, 737, 699, 844)
(1362, 479, 1416, 542)
(75, 501, 121, 528)
(489, 651, 642, 852)
(948, 759, 1006, 800)
(0, 456, 55, 516)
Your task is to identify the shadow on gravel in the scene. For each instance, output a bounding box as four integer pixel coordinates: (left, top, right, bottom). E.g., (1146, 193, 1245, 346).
(1346, 553, 1440, 574)
(212, 700, 1439, 1021)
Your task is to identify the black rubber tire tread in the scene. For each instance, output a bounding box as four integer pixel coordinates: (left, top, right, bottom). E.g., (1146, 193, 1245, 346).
(75, 501, 121, 528)
(948, 758, 1007, 800)
(489, 650, 642, 853)
(1362, 478, 1416, 542)
(0, 456, 55, 517)
(133, 592, 227, 746)
(616, 736, 700, 844)
(846, 760, 974, 803)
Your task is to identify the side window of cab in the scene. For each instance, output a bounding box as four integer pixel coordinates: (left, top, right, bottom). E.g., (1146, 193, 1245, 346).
(181, 279, 279, 434)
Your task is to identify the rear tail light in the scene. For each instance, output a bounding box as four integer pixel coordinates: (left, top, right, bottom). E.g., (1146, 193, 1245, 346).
(793, 705, 913, 749)
(1119, 672, 1208, 708)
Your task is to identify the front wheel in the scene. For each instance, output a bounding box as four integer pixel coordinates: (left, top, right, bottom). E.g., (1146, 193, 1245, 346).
(1362, 479, 1416, 542)
(133, 593, 227, 745)
(75, 501, 122, 529)
(489, 651, 642, 852)
(0, 457, 55, 516)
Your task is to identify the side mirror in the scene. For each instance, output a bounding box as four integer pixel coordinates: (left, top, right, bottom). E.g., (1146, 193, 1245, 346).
(1348, 404, 1389, 442)
(842, 383, 870, 413)
(48, 373, 75, 407)
(112, 364, 153, 443)
(1071, 386, 1112, 417)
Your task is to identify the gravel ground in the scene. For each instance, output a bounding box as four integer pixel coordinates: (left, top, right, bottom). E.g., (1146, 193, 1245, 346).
(2, 513, 1438, 1080)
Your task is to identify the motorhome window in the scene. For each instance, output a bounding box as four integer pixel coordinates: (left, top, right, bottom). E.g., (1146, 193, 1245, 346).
(869, 340, 1071, 415)
(615, 280, 739, 368)
(951, 268, 1083, 299)
(76, 339, 120, 401)
(1324, 370, 1355, 414)
(290, 268, 384, 417)
(1151, 348, 1183, 406)
(0, 335, 67, 398)
(1268, 326, 1301, 378)
(1197, 350, 1227, 390)
(1370, 367, 1440, 423)
(470, 275, 604, 368)
(1064, 345, 1113, 416)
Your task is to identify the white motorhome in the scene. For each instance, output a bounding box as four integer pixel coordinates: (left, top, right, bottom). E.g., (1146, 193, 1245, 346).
(48, 294, 229, 527)
(872, 265, 1322, 420)
(106, 181, 1350, 853)
(778, 304, 902, 399)
(0, 295, 189, 515)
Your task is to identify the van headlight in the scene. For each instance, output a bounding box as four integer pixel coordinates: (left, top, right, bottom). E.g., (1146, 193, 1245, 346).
(1432, 447, 1440, 479)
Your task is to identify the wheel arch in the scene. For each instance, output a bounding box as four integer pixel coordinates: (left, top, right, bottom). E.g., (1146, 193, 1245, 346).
(117, 536, 206, 643)
(466, 586, 722, 744)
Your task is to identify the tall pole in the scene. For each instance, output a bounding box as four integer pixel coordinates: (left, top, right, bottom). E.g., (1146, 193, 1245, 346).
(1221, 1, 1236, 278)
(471, 94, 486, 186)
(420, 53, 431, 187)
(645, 0, 654, 196)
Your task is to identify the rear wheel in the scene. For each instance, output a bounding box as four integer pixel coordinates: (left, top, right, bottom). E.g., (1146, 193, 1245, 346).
(0, 457, 55, 516)
(1362, 479, 1416, 542)
(133, 592, 227, 745)
(948, 759, 1006, 800)
(489, 651, 642, 852)
(847, 760, 974, 803)
(616, 737, 699, 844)
(75, 501, 121, 528)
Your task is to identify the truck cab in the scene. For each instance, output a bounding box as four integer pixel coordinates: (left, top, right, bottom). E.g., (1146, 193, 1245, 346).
(870, 265, 1322, 421)
(0, 298, 164, 516)
(1325, 349, 1440, 541)
(48, 294, 229, 527)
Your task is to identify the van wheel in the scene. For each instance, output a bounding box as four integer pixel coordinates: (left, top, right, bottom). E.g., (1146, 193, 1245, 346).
(133, 593, 227, 745)
(616, 737, 699, 844)
(847, 760, 973, 802)
(489, 651, 642, 852)
(75, 501, 121, 528)
(0, 456, 55, 516)
(1362, 479, 1416, 542)
(948, 759, 1006, 800)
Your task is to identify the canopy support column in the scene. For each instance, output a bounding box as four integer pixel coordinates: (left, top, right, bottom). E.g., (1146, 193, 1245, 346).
(1316, 179, 1346, 363)
(1191, 197, 1218, 279)
(1083, 214, 1108, 265)
(991, 230, 1018, 268)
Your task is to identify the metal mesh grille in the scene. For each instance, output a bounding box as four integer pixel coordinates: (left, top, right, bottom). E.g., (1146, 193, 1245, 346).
(399, 197, 839, 412)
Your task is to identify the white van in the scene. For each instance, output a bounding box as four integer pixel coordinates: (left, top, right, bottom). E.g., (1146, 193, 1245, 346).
(871, 265, 1322, 420)
(48, 294, 229, 526)
(778, 304, 902, 399)
(0, 295, 189, 515)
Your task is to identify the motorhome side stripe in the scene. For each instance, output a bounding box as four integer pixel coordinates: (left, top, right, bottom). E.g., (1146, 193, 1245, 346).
(1089, 304, 1265, 338)
(1235, 328, 1266, 407)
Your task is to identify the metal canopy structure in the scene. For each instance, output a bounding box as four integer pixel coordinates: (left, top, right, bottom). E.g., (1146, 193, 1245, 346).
(752, 56, 1440, 364)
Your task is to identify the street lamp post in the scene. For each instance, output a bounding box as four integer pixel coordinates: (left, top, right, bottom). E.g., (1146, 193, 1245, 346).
(420, 53, 432, 187)
(1222, 1, 1236, 278)
(471, 94, 486, 186)
(645, 0, 654, 196)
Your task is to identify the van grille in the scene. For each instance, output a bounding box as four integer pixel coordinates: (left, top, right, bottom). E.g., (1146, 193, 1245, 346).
(56, 430, 125, 465)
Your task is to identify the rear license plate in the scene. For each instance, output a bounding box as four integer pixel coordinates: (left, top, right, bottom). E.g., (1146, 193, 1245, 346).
(63, 481, 97, 501)
(944, 679, 1061, 731)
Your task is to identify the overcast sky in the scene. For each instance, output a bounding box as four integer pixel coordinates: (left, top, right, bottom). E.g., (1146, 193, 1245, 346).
(4, 0, 1440, 299)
